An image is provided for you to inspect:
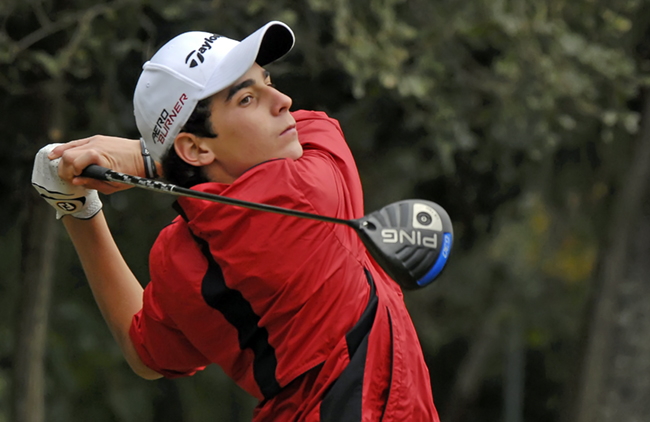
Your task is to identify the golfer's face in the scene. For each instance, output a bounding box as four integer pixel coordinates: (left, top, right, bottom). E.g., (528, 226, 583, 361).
(204, 64, 302, 182)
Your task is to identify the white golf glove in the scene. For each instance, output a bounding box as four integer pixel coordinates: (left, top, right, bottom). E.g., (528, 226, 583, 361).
(32, 144, 102, 220)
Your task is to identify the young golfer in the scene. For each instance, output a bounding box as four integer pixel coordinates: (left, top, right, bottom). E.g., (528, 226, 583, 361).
(32, 21, 440, 421)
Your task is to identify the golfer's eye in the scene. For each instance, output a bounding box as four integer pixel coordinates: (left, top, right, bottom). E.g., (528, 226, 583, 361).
(239, 95, 253, 105)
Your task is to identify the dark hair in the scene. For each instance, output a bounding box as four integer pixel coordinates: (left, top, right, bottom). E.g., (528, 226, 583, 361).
(161, 97, 217, 188)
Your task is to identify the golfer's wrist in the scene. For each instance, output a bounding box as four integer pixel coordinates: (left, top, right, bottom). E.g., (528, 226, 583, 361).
(61, 209, 105, 238)
(139, 138, 161, 179)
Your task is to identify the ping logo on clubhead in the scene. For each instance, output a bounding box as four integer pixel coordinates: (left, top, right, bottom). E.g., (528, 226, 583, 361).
(381, 229, 437, 248)
(185, 34, 222, 68)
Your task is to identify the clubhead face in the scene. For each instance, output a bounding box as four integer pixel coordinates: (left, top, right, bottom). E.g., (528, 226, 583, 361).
(355, 200, 453, 290)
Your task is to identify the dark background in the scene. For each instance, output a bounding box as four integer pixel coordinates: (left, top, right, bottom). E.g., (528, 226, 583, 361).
(2, 1, 650, 421)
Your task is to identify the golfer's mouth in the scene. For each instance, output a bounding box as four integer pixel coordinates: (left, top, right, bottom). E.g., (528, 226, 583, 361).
(281, 125, 296, 136)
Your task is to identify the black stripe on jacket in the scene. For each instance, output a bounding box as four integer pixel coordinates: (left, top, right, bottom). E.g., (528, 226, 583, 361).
(174, 202, 282, 400)
(320, 268, 394, 422)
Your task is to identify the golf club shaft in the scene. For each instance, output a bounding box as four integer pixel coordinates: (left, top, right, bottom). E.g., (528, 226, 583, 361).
(81, 165, 356, 228)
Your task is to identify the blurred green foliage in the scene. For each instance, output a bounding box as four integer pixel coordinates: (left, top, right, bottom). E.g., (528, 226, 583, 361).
(1, 0, 649, 421)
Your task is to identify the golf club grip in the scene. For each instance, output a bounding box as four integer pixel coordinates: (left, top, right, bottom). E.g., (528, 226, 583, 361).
(81, 164, 111, 181)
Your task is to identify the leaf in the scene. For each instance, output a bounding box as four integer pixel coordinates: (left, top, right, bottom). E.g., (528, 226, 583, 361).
(30, 51, 62, 77)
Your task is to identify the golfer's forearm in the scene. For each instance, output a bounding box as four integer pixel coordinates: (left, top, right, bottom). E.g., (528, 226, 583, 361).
(62, 212, 161, 380)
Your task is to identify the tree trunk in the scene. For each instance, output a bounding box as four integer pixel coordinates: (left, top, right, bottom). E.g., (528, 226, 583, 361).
(444, 308, 502, 422)
(600, 205, 650, 420)
(573, 88, 650, 422)
(12, 197, 59, 422)
(504, 318, 525, 422)
(12, 77, 66, 422)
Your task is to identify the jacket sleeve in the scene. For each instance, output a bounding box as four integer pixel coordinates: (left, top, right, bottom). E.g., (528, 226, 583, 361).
(129, 281, 210, 378)
(292, 110, 365, 220)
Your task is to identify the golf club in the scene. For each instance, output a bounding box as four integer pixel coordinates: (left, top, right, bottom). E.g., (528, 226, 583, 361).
(81, 164, 453, 289)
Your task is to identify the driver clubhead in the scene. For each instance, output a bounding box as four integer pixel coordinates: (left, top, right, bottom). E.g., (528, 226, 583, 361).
(355, 200, 453, 290)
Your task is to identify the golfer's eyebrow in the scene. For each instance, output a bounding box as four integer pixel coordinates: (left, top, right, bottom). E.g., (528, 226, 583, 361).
(225, 69, 271, 103)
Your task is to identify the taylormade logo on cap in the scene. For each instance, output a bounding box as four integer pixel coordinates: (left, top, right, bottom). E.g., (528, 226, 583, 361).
(133, 21, 295, 163)
(185, 34, 222, 68)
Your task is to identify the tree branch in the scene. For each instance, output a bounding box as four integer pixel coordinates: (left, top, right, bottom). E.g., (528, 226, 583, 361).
(30, 0, 53, 28)
(9, 0, 128, 61)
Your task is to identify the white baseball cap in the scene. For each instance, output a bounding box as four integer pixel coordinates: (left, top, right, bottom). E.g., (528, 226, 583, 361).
(133, 21, 295, 162)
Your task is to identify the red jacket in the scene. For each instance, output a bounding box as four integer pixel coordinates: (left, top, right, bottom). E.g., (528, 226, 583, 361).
(129, 110, 439, 421)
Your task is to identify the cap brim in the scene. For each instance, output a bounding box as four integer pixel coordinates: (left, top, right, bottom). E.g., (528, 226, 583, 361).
(253, 22, 295, 66)
(201, 21, 294, 99)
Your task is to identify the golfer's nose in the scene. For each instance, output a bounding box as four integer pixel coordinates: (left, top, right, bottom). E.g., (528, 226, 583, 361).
(271, 88, 292, 115)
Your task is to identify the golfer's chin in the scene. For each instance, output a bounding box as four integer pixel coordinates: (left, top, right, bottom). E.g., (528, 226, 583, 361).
(282, 139, 304, 161)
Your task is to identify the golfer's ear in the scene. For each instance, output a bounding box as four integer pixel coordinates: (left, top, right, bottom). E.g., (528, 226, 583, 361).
(174, 133, 215, 166)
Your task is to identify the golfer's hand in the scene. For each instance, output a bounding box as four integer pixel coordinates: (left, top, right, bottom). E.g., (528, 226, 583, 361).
(32, 144, 103, 220)
(48, 136, 144, 195)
